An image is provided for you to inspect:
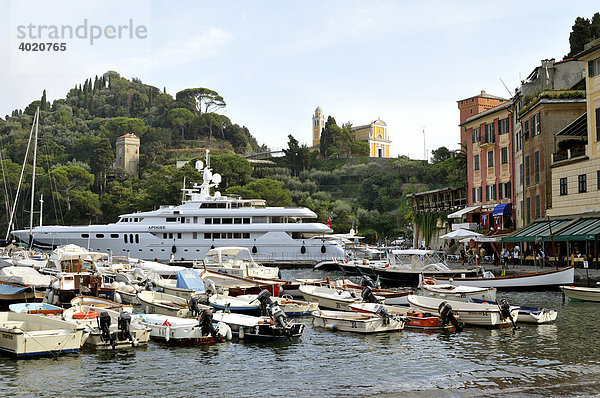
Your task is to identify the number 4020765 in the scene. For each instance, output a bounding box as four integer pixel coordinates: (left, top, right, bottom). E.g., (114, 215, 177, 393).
(18, 42, 66, 51)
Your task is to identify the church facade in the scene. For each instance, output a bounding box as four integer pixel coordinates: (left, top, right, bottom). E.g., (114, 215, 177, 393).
(312, 107, 390, 158)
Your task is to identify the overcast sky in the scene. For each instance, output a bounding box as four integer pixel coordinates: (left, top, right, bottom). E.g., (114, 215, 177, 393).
(1, 0, 598, 159)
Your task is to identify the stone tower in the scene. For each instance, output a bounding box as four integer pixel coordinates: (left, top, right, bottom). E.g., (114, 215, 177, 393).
(115, 133, 140, 175)
(312, 106, 325, 147)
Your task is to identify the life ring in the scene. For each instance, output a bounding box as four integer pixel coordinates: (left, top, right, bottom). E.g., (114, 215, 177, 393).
(423, 279, 436, 286)
(73, 311, 98, 319)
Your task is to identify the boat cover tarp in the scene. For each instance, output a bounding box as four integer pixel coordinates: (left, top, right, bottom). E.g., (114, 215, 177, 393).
(0, 284, 29, 295)
(176, 270, 205, 291)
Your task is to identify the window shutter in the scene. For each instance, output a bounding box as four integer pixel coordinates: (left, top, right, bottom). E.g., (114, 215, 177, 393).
(590, 60, 595, 77)
(596, 107, 600, 142)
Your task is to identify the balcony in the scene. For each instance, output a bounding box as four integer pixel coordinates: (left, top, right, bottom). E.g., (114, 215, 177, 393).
(552, 146, 587, 165)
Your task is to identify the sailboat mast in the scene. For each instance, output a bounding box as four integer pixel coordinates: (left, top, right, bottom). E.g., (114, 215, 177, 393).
(28, 107, 40, 247)
(5, 108, 36, 241)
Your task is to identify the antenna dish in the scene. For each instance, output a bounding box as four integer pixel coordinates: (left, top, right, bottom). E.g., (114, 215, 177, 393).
(195, 160, 204, 171)
(214, 191, 221, 198)
(203, 169, 212, 182)
(212, 173, 221, 184)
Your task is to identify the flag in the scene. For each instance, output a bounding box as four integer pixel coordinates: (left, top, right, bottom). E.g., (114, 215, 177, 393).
(326, 211, 333, 228)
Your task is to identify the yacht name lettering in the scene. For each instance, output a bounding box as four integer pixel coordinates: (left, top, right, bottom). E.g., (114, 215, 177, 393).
(148, 226, 166, 230)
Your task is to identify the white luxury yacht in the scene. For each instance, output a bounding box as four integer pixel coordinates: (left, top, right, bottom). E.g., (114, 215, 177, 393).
(13, 150, 344, 264)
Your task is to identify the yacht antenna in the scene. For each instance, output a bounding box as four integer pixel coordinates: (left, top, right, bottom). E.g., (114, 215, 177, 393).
(39, 194, 43, 227)
(206, 148, 210, 168)
(182, 176, 186, 203)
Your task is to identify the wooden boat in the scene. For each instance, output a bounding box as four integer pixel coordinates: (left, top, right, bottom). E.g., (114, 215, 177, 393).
(421, 282, 497, 302)
(432, 266, 574, 290)
(63, 305, 150, 349)
(0, 312, 85, 357)
(134, 313, 231, 344)
(211, 312, 304, 341)
(349, 302, 459, 331)
(0, 284, 45, 305)
(468, 298, 557, 324)
(70, 296, 133, 313)
(208, 294, 261, 315)
(560, 285, 600, 302)
(333, 278, 413, 306)
(237, 294, 318, 316)
(311, 309, 405, 333)
(137, 291, 209, 318)
(9, 302, 63, 316)
(408, 295, 519, 328)
(197, 269, 282, 297)
(299, 285, 365, 311)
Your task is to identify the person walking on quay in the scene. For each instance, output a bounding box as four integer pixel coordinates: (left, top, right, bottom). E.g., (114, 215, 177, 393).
(513, 245, 520, 267)
(460, 248, 466, 265)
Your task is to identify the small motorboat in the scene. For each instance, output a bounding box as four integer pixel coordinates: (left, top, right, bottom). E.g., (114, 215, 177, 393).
(468, 298, 557, 324)
(408, 295, 519, 328)
(420, 281, 497, 302)
(137, 291, 209, 318)
(311, 309, 406, 333)
(299, 284, 383, 311)
(63, 305, 150, 350)
(334, 276, 413, 306)
(212, 290, 304, 341)
(208, 294, 261, 315)
(560, 285, 600, 302)
(237, 294, 318, 316)
(134, 311, 231, 345)
(70, 296, 133, 313)
(9, 302, 63, 316)
(349, 302, 460, 331)
(0, 312, 85, 357)
(199, 246, 280, 279)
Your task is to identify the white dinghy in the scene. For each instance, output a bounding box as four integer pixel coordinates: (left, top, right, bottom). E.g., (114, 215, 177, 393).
(311, 309, 406, 333)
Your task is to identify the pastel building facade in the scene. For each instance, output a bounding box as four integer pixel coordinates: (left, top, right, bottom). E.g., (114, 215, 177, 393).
(115, 133, 140, 175)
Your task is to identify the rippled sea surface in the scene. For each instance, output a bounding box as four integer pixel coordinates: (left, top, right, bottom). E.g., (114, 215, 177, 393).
(1, 269, 600, 397)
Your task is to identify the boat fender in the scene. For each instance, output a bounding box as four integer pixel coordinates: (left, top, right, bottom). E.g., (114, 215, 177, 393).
(423, 279, 436, 286)
(321, 245, 326, 253)
(239, 326, 245, 339)
(114, 292, 122, 304)
(252, 246, 257, 254)
(301, 245, 306, 254)
(145, 305, 150, 314)
(225, 325, 232, 341)
(47, 290, 54, 305)
(171, 245, 177, 254)
(165, 326, 170, 342)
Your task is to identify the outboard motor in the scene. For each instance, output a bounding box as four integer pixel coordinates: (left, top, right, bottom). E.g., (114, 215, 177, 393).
(144, 279, 154, 291)
(438, 301, 463, 332)
(499, 299, 517, 329)
(376, 306, 391, 325)
(360, 276, 376, 289)
(361, 286, 380, 304)
(98, 311, 117, 348)
(118, 311, 133, 343)
(199, 309, 219, 339)
(189, 296, 203, 318)
(254, 290, 273, 317)
(204, 279, 217, 297)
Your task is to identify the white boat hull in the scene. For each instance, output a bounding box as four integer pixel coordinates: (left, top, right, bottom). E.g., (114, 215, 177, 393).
(0, 312, 84, 357)
(299, 285, 361, 311)
(311, 310, 405, 333)
(408, 295, 519, 328)
(433, 267, 574, 289)
(137, 291, 198, 318)
(421, 284, 497, 302)
(560, 285, 600, 302)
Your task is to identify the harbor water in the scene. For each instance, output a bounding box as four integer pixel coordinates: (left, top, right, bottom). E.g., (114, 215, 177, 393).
(1, 269, 599, 397)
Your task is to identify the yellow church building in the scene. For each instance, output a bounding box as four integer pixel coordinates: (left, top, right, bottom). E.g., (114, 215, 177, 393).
(312, 107, 391, 158)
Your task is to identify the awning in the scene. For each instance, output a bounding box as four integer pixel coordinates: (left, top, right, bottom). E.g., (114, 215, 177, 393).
(502, 219, 573, 243)
(447, 205, 480, 219)
(492, 203, 512, 217)
(546, 217, 600, 242)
